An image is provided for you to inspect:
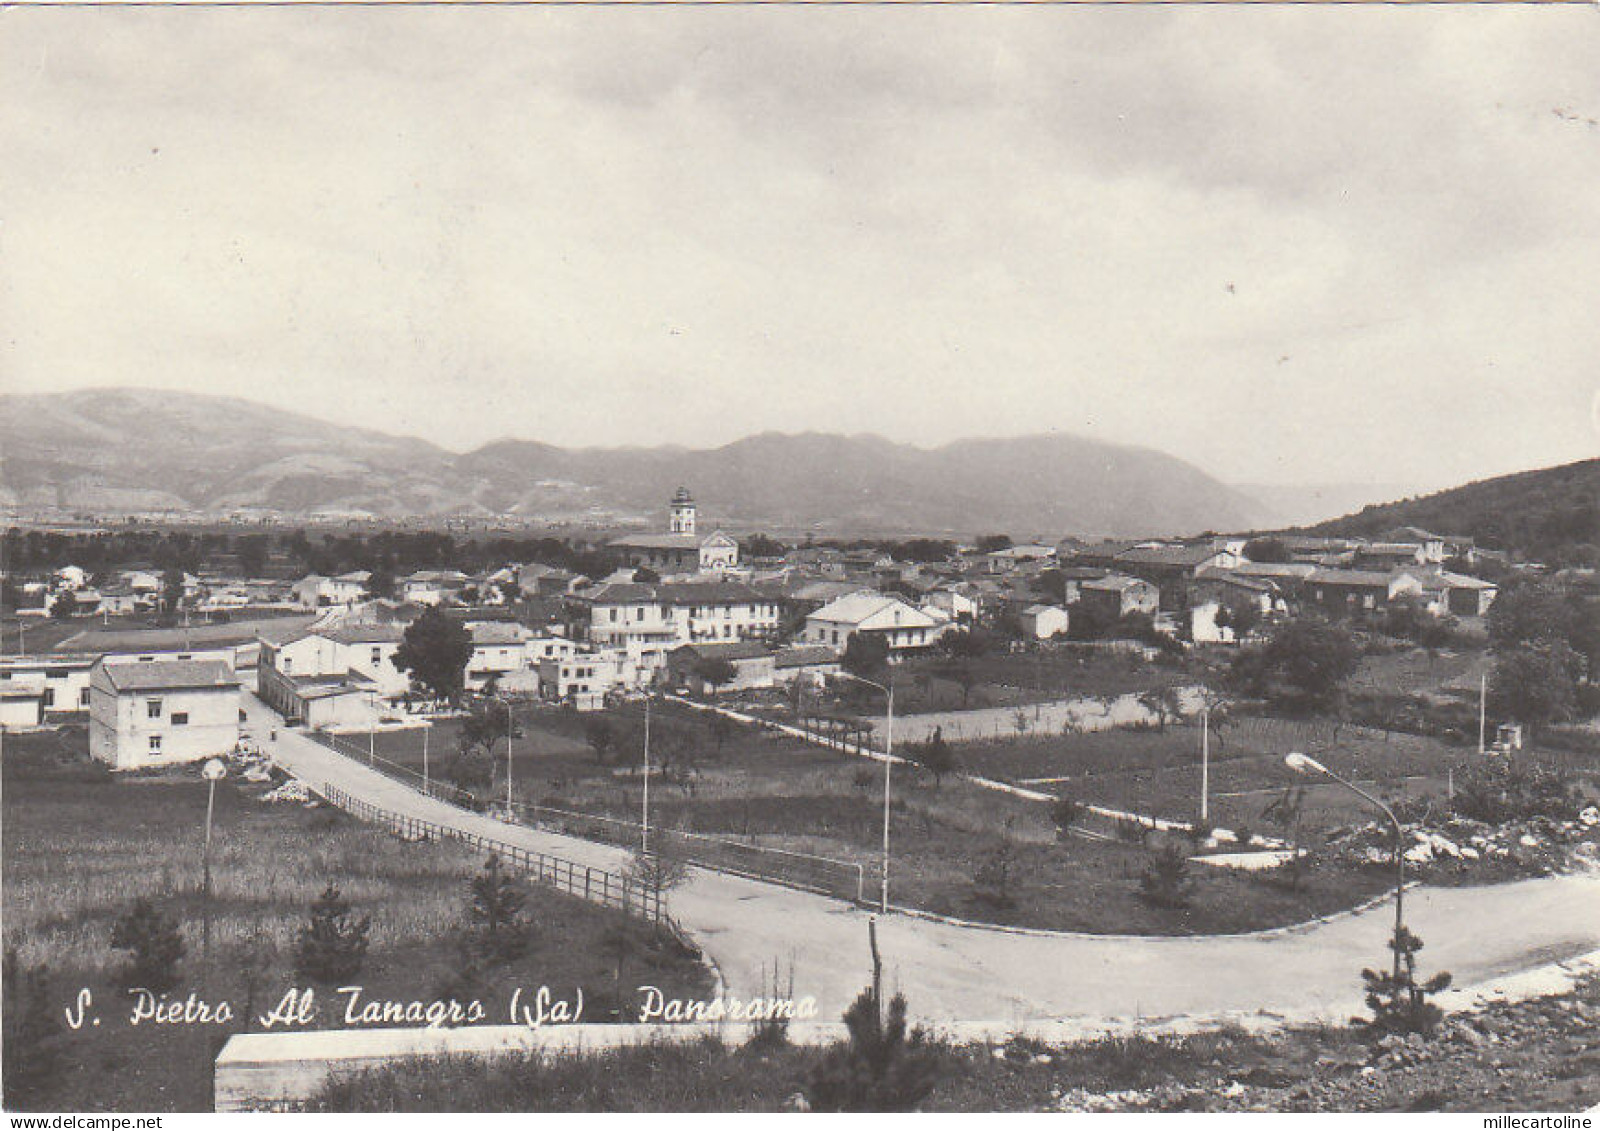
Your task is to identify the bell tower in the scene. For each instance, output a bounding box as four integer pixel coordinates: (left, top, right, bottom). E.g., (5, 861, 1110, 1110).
(669, 486, 697, 536)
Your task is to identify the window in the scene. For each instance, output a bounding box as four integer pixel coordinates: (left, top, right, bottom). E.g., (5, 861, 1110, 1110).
(371, 647, 382, 664)
(79, 687, 91, 706)
(148, 735, 163, 753)
(42, 688, 55, 707)
(171, 712, 189, 726)
(610, 609, 619, 623)
(636, 607, 645, 621)
(146, 698, 163, 719)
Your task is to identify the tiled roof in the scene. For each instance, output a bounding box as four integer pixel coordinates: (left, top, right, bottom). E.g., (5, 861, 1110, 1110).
(671, 641, 773, 661)
(1081, 573, 1151, 592)
(100, 659, 240, 693)
(775, 646, 842, 668)
(470, 622, 531, 645)
(657, 581, 763, 605)
(1306, 568, 1403, 587)
(325, 625, 407, 645)
(56, 616, 318, 654)
(1114, 544, 1224, 568)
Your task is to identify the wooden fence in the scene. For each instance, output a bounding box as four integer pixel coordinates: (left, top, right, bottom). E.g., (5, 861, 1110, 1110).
(317, 782, 670, 927)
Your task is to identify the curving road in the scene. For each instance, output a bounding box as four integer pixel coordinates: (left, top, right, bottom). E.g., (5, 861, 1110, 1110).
(245, 693, 1600, 1032)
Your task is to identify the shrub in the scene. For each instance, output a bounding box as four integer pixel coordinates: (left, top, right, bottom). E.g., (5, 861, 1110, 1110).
(1450, 757, 1579, 824)
(1051, 795, 1085, 834)
(466, 854, 530, 962)
(1361, 925, 1452, 1037)
(803, 986, 944, 1111)
(1138, 845, 1192, 909)
(110, 896, 186, 993)
(295, 885, 371, 986)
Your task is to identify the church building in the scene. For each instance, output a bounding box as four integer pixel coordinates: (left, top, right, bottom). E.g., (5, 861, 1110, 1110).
(609, 487, 740, 576)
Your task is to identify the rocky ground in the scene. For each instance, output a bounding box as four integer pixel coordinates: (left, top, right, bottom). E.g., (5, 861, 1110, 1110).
(1041, 976, 1600, 1113)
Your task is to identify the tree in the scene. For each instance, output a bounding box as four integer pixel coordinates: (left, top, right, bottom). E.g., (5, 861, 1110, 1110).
(1136, 686, 1186, 731)
(975, 534, 1013, 553)
(462, 696, 515, 759)
(445, 742, 495, 804)
(1361, 925, 1452, 1037)
(585, 719, 614, 764)
(842, 633, 891, 684)
(740, 533, 788, 559)
(804, 986, 942, 1112)
(1233, 617, 1360, 712)
(1243, 537, 1291, 563)
(972, 834, 1018, 911)
(1489, 643, 1580, 734)
(910, 727, 957, 787)
(694, 656, 738, 694)
(161, 568, 186, 616)
(110, 897, 186, 993)
(628, 831, 693, 897)
(705, 709, 734, 759)
(466, 855, 530, 962)
(632, 566, 661, 584)
(364, 567, 397, 601)
(236, 534, 270, 578)
(49, 591, 79, 620)
(295, 885, 371, 986)
(2, 950, 65, 1109)
(393, 608, 474, 706)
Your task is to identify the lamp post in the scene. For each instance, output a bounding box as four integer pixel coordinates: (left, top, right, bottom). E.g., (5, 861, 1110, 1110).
(836, 670, 894, 914)
(501, 692, 514, 815)
(1285, 752, 1406, 980)
(1200, 705, 1211, 825)
(200, 758, 227, 963)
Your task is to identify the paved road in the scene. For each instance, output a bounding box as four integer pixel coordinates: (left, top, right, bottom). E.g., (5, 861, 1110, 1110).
(245, 694, 1600, 1032)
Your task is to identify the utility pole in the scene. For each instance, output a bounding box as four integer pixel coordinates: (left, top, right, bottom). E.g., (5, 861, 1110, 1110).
(1200, 706, 1210, 824)
(642, 694, 652, 854)
(504, 696, 514, 814)
(421, 722, 430, 794)
(1478, 673, 1487, 755)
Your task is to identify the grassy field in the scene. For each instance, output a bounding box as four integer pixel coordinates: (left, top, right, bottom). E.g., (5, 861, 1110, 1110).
(1, 727, 712, 1113)
(335, 700, 1395, 935)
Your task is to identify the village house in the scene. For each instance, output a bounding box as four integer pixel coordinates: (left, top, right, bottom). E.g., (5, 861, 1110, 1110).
(1415, 570, 1499, 617)
(0, 685, 45, 731)
(667, 641, 777, 694)
(465, 621, 534, 691)
(1077, 574, 1161, 622)
(537, 651, 629, 711)
(1109, 544, 1242, 609)
(88, 658, 241, 770)
(293, 571, 370, 609)
(402, 570, 471, 607)
(1019, 604, 1070, 640)
(256, 624, 409, 727)
(1304, 568, 1424, 614)
(801, 592, 941, 657)
(0, 654, 97, 718)
(563, 579, 781, 673)
(515, 562, 583, 598)
(774, 645, 843, 686)
(608, 488, 740, 576)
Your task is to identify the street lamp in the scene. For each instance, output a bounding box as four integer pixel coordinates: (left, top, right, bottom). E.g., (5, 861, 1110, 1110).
(641, 692, 652, 855)
(835, 670, 894, 914)
(1284, 752, 1407, 981)
(200, 757, 227, 963)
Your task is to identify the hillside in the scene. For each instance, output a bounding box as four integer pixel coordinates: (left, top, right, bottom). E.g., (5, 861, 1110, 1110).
(1308, 458, 1600, 565)
(0, 388, 1269, 537)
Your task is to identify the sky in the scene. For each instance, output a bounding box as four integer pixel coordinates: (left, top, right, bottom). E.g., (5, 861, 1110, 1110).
(3, 3, 1599, 496)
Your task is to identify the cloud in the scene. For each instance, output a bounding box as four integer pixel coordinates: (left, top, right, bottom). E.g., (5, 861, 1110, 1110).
(2, 4, 1597, 494)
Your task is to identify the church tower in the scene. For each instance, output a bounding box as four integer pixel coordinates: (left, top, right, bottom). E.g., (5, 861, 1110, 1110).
(669, 486, 697, 536)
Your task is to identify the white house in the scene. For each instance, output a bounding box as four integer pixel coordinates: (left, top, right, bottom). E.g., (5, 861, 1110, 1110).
(465, 621, 534, 691)
(256, 625, 408, 726)
(88, 658, 241, 770)
(0, 654, 97, 716)
(402, 570, 471, 607)
(1019, 604, 1070, 640)
(538, 651, 629, 711)
(293, 572, 370, 609)
(802, 592, 940, 657)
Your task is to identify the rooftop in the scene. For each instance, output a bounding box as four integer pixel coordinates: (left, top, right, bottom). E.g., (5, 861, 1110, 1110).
(99, 659, 240, 693)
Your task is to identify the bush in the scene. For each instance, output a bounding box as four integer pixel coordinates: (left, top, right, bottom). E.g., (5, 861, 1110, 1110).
(1450, 757, 1580, 824)
(1051, 795, 1085, 833)
(1361, 925, 1452, 1037)
(1138, 845, 1192, 909)
(295, 885, 371, 986)
(804, 986, 944, 1112)
(466, 854, 530, 963)
(110, 896, 186, 993)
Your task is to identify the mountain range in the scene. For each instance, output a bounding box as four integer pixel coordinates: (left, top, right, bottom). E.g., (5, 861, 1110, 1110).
(1, 388, 1276, 537)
